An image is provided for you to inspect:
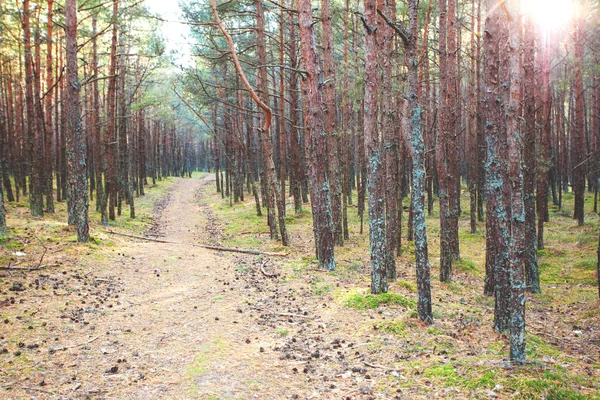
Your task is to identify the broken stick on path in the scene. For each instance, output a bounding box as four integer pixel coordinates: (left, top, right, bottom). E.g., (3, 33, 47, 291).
(104, 230, 287, 257)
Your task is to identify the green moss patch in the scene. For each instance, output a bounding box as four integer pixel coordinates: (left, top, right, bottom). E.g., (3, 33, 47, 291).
(344, 292, 416, 310)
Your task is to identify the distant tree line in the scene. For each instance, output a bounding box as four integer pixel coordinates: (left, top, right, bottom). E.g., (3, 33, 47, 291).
(0, 0, 210, 241)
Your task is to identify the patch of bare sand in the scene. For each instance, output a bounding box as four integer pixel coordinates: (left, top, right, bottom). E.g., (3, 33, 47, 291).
(0, 176, 327, 400)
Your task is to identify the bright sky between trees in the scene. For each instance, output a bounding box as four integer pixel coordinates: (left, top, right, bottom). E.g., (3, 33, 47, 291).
(145, 0, 192, 65)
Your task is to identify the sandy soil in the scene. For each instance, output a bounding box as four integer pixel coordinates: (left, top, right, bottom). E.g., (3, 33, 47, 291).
(1, 176, 356, 399)
(2, 175, 598, 400)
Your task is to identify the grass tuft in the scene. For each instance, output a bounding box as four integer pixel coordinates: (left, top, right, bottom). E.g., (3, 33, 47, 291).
(423, 364, 464, 386)
(375, 319, 406, 335)
(344, 292, 416, 310)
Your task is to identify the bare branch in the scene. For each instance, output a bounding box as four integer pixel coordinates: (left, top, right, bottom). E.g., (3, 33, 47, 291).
(376, 9, 410, 47)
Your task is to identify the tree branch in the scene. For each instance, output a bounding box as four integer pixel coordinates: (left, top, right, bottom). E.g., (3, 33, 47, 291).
(210, 0, 272, 136)
(105, 230, 287, 257)
(377, 9, 410, 47)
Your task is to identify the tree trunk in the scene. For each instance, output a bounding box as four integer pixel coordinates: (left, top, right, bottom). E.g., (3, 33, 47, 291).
(468, 0, 478, 234)
(255, 0, 278, 240)
(419, 1, 434, 218)
(91, 14, 106, 225)
(0, 171, 6, 237)
(22, 0, 44, 217)
(363, 0, 388, 294)
(288, 1, 303, 215)
(503, 0, 526, 363)
(33, 11, 48, 216)
(482, 0, 509, 307)
(106, 0, 119, 221)
(572, 18, 586, 226)
(278, 2, 286, 218)
(45, 0, 55, 213)
(486, 0, 513, 333)
(1, 60, 16, 203)
(476, 0, 485, 223)
(380, 0, 398, 281)
(65, 0, 89, 242)
(341, 0, 351, 240)
(437, 0, 453, 282)
(446, 0, 460, 262)
(296, 0, 336, 270)
(322, 0, 343, 246)
(406, 0, 433, 324)
(523, 14, 540, 293)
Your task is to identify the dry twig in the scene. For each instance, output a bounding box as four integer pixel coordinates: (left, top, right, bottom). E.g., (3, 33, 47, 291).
(104, 230, 287, 257)
(260, 260, 279, 277)
(49, 335, 99, 353)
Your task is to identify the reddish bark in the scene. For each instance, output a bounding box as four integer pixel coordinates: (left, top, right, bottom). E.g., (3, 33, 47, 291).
(22, 0, 44, 217)
(278, 2, 286, 215)
(44, 0, 55, 213)
(106, 0, 119, 221)
(296, 0, 336, 270)
(419, 0, 434, 217)
(91, 16, 107, 224)
(341, 0, 351, 240)
(288, 1, 303, 215)
(469, 0, 478, 234)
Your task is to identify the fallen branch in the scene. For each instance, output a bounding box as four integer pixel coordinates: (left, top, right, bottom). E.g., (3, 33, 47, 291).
(347, 342, 372, 350)
(19, 386, 55, 395)
(363, 360, 403, 374)
(104, 230, 287, 257)
(0, 264, 59, 272)
(275, 312, 310, 319)
(364, 361, 387, 370)
(49, 335, 99, 353)
(343, 389, 360, 398)
(260, 260, 279, 277)
(31, 229, 48, 268)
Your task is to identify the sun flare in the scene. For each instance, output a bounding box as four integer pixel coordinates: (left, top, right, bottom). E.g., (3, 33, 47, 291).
(521, 0, 574, 31)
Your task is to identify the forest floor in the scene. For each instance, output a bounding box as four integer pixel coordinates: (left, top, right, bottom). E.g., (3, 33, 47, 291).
(1, 173, 599, 399)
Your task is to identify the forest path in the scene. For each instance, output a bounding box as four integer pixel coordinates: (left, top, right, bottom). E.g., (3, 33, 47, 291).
(76, 175, 312, 399)
(4, 174, 355, 400)
(5, 177, 598, 399)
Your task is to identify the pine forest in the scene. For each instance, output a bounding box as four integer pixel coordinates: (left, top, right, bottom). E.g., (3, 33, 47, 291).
(0, 0, 599, 398)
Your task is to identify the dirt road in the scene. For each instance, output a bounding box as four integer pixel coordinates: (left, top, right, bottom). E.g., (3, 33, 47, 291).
(2, 176, 329, 399)
(70, 175, 318, 399)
